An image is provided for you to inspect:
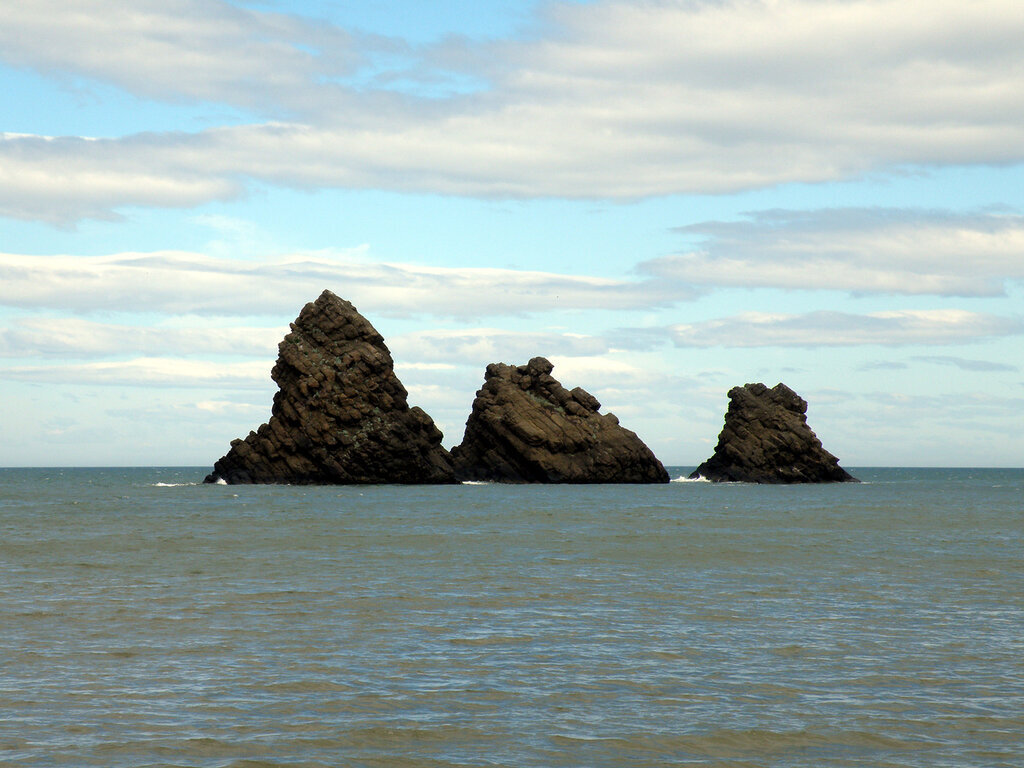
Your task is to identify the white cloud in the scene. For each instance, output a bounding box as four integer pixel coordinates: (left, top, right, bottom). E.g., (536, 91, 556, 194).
(388, 328, 610, 366)
(0, 134, 242, 224)
(641, 209, 1024, 297)
(860, 361, 910, 372)
(0, 317, 283, 358)
(912, 355, 1018, 373)
(0, 0, 361, 115)
(5, 0, 1024, 220)
(858, 390, 1024, 430)
(0, 358, 272, 387)
(0, 249, 682, 317)
(665, 310, 1023, 348)
(194, 399, 268, 414)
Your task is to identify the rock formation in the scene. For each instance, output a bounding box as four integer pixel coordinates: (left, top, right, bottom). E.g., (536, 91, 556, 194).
(205, 290, 456, 485)
(690, 383, 857, 483)
(451, 357, 669, 483)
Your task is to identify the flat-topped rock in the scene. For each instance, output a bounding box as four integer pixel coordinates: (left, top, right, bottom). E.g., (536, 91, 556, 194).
(205, 290, 456, 484)
(690, 382, 856, 483)
(451, 357, 668, 483)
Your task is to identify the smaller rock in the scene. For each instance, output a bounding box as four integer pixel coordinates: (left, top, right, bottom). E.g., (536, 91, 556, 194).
(691, 383, 857, 483)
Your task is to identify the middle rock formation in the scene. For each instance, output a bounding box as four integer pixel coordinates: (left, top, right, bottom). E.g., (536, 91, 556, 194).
(451, 357, 669, 483)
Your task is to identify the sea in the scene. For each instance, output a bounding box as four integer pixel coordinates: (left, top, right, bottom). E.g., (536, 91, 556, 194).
(1, 467, 1022, 768)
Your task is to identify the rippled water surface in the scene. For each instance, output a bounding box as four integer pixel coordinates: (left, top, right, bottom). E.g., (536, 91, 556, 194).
(2, 467, 1023, 767)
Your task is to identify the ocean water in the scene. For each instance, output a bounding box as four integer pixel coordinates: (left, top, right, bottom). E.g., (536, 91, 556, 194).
(1, 467, 1022, 768)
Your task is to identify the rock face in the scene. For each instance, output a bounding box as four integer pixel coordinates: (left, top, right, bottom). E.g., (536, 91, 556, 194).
(451, 357, 669, 483)
(205, 290, 456, 484)
(690, 383, 857, 483)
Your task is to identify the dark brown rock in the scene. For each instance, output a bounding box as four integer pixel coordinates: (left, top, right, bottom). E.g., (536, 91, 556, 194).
(451, 357, 669, 483)
(205, 290, 456, 484)
(690, 383, 857, 483)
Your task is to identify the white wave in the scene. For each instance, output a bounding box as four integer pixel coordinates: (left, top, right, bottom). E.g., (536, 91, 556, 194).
(671, 474, 709, 483)
(151, 481, 198, 487)
(460, 480, 493, 486)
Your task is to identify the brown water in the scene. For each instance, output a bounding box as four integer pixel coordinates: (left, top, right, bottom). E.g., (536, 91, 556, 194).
(1, 467, 1022, 766)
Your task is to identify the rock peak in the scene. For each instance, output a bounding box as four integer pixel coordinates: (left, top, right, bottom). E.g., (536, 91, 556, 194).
(452, 358, 668, 483)
(287, 289, 385, 348)
(732, 382, 806, 414)
(690, 382, 856, 484)
(205, 292, 455, 484)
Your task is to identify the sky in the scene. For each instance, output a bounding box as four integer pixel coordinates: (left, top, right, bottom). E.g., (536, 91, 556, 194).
(1, 0, 1022, 469)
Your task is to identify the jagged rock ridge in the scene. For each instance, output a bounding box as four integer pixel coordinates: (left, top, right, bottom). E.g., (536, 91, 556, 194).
(690, 382, 857, 484)
(205, 290, 456, 484)
(451, 356, 669, 483)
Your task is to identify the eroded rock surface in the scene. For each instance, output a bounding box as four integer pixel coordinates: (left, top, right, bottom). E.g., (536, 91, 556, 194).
(451, 357, 668, 483)
(690, 383, 856, 483)
(205, 290, 456, 484)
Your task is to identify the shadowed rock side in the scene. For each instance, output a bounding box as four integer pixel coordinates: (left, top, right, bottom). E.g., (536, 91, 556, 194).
(451, 357, 669, 483)
(690, 383, 857, 484)
(205, 290, 456, 484)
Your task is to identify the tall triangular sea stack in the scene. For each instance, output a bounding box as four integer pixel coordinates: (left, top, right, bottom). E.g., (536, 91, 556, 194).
(205, 290, 456, 484)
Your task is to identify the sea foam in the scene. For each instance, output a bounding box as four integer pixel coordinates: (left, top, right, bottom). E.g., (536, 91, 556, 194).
(671, 475, 709, 483)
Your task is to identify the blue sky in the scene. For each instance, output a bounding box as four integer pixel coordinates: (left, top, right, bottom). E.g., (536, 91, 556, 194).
(1, 0, 1022, 468)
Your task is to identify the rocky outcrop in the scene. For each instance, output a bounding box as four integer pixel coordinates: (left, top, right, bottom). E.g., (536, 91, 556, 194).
(205, 290, 456, 484)
(690, 383, 856, 483)
(451, 357, 668, 483)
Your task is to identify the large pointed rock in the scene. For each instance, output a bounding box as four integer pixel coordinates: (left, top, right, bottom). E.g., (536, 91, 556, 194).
(690, 383, 856, 483)
(451, 357, 668, 483)
(205, 290, 456, 484)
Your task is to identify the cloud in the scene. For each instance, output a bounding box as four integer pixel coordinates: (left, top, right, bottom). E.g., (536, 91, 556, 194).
(0, 317, 284, 358)
(859, 361, 910, 372)
(0, 134, 243, 224)
(5, 0, 1024, 221)
(641, 209, 1024, 297)
(659, 310, 1023, 348)
(194, 400, 268, 415)
(0, 0, 363, 116)
(387, 328, 610, 366)
(912, 355, 1018, 372)
(860, 390, 1024, 425)
(859, 355, 1019, 373)
(0, 249, 685, 317)
(0, 358, 272, 387)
